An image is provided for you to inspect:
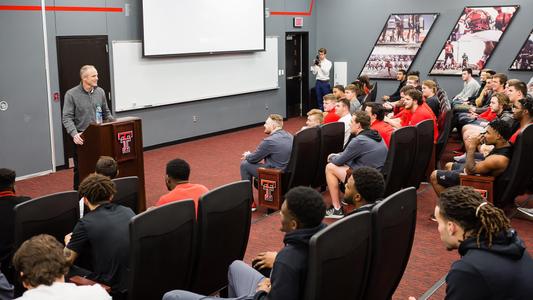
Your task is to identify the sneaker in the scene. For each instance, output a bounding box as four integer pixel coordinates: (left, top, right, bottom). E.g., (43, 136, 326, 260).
(517, 207, 533, 218)
(325, 207, 344, 219)
(251, 202, 257, 212)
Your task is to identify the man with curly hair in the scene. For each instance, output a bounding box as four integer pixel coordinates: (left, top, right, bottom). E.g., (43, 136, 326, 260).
(163, 186, 326, 300)
(344, 167, 385, 214)
(13, 234, 110, 299)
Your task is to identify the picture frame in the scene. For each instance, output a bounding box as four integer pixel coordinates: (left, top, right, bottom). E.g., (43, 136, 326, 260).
(509, 29, 533, 71)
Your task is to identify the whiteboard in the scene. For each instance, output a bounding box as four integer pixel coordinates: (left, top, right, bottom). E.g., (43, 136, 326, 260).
(112, 37, 279, 112)
(142, 0, 264, 56)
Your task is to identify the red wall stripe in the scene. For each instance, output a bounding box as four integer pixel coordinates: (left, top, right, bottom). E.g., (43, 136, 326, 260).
(270, 0, 314, 17)
(0, 5, 123, 13)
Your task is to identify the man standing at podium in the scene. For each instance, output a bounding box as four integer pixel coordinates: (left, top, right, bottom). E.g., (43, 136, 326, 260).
(62, 65, 113, 190)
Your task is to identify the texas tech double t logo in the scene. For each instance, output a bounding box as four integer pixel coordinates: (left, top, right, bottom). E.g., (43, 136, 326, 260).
(117, 130, 133, 154)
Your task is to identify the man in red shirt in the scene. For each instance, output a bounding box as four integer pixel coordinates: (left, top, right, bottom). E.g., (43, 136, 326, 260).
(322, 94, 340, 124)
(364, 102, 394, 148)
(509, 96, 533, 144)
(385, 89, 438, 142)
(156, 158, 208, 214)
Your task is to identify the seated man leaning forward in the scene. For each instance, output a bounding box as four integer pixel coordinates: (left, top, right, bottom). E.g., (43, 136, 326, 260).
(13, 234, 110, 300)
(64, 173, 135, 297)
(325, 111, 388, 218)
(163, 186, 326, 300)
(430, 119, 512, 196)
(240, 114, 293, 184)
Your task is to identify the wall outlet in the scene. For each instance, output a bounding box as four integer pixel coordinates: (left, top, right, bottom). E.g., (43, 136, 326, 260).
(265, 104, 269, 110)
(193, 115, 199, 122)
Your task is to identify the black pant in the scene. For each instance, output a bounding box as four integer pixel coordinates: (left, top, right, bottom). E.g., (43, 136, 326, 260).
(72, 145, 80, 190)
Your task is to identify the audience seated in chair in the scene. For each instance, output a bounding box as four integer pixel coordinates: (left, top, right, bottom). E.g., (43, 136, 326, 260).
(64, 174, 135, 297)
(300, 109, 323, 131)
(95, 156, 119, 179)
(382, 69, 406, 102)
(385, 89, 438, 142)
(14, 234, 110, 300)
(0, 168, 31, 282)
(430, 119, 512, 196)
(344, 167, 385, 215)
(155, 158, 208, 214)
(363, 102, 394, 148)
(240, 114, 293, 190)
(422, 80, 441, 118)
(163, 186, 326, 300)
(505, 79, 527, 106)
(451, 68, 481, 106)
(345, 84, 361, 114)
(509, 95, 533, 144)
(322, 94, 340, 124)
(335, 98, 353, 147)
(413, 186, 533, 299)
(332, 85, 345, 100)
(325, 111, 388, 218)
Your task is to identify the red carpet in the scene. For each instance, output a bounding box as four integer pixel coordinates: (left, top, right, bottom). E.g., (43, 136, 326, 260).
(14, 117, 533, 299)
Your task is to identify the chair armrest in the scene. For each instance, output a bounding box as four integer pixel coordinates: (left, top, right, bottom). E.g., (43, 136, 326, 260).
(460, 174, 495, 203)
(257, 168, 283, 210)
(69, 275, 111, 293)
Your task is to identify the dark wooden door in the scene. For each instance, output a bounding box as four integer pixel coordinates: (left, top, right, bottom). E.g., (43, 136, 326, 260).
(285, 32, 309, 117)
(56, 36, 112, 167)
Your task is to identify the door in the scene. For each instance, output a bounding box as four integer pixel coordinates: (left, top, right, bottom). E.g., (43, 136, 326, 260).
(56, 36, 112, 167)
(285, 32, 309, 117)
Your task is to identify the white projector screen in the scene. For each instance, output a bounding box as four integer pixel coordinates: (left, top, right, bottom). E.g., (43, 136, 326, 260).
(142, 0, 265, 56)
(112, 37, 278, 112)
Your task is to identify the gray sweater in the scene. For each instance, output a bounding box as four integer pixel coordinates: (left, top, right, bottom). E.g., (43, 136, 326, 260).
(246, 129, 293, 170)
(454, 79, 481, 101)
(62, 84, 113, 137)
(329, 130, 388, 171)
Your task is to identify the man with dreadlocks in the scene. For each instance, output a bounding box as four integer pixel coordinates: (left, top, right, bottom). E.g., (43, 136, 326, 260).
(64, 173, 135, 298)
(434, 186, 533, 299)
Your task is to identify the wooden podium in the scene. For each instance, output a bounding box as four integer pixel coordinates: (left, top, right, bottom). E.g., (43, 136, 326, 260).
(77, 117, 146, 212)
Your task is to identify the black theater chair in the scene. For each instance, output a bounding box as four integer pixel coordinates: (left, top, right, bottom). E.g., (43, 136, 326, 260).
(190, 180, 252, 295)
(312, 122, 345, 190)
(435, 106, 453, 169)
(257, 127, 321, 210)
(407, 119, 435, 189)
(304, 210, 372, 300)
(362, 187, 417, 300)
(112, 176, 139, 214)
(14, 191, 79, 248)
(382, 126, 417, 196)
(128, 200, 197, 300)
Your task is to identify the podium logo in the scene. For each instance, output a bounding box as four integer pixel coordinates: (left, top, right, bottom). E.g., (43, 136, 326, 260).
(260, 179, 276, 203)
(117, 131, 133, 154)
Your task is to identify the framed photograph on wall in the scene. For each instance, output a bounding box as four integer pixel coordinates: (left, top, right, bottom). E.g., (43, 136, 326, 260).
(360, 13, 439, 80)
(509, 30, 533, 71)
(429, 5, 519, 76)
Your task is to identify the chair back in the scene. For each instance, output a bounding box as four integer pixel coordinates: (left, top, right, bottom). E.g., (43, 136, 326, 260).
(407, 120, 434, 189)
(285, 127, 321, 188)
(128, 200, 196, 300)
(14, 191, 79, 248)
(435, 108, 453, 166)
(382, 127, 417, 196)
(494, 124, 533, 207)
(362, 187, 417, 300)
(313, 122, 345, 188)
(190, 181, 252, 295)
(112, 176, 139, 214)
(304, 211, 372, 300)
(436, 86, 451, 116)
(368, 82, 378, 103)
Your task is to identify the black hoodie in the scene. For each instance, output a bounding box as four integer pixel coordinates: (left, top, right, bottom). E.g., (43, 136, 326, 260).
(445, 229, 533, 299)
(254, 223, 326, 300)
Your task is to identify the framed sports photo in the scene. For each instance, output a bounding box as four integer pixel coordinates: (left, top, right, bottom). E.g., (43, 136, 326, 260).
(360, 13, 439, 80)
(429, 5, 519, 76)
(509, 30, 533, 71)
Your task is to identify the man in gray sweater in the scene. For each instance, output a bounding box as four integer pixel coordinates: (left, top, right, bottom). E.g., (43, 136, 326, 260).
(452, 68, 481, 106)
(62, 65, 113, 189)
(325, 111, 388, 218)
(240, 114, 293, 198)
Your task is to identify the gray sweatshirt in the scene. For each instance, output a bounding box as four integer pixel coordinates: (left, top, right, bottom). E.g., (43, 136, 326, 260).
(329, 130, 388, 171)
(246, 129, 293, 170)
(454, 78, 481, 101)
(62, 84, 113, 137)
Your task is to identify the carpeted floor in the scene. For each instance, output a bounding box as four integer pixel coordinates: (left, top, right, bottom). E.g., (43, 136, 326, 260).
(15, 117, 533, 299)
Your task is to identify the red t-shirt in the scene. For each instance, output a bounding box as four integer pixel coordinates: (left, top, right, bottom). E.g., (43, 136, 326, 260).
(509, 122, 533, 144)
(408, 104, 439, 142)
(323, 109, 340, 123)
(371, 120, 394, 148)
(156, 183, 209, 214)
(478, 108, 497, 122)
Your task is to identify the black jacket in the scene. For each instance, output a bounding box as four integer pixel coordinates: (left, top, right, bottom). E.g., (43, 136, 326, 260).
(445, 229, 533, 299)
(255, 223, 326, 300)
(389, 80, 406, 102)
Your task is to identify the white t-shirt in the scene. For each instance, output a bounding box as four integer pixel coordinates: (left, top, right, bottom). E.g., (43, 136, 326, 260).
(310, 58, 332, 81)
(338, 113, 352, 147)
(16, 282, 111, 300)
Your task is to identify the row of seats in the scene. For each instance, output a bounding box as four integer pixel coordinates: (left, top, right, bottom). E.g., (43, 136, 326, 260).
(13, 180, 253, 300)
